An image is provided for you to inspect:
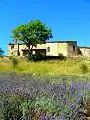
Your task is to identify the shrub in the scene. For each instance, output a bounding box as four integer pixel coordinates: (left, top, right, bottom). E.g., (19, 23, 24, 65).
(58, 53, 67, 60)
(28, 54, 46, 61)
(80, 62, 88, 74)
(28, 53, 66, 61)
(0, 95, 24, 120)
(11, 57, 19, 68)
(11, 56, 19, 69)
(35, 95, 59, 115)
(8, 56, 13, 60)
(0, 48, 4, 57)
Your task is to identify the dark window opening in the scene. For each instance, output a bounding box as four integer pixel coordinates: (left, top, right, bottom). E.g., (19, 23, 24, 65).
(11, 45, 14, 49)
(35, 45, 37, 48)
(47, 47, 50, 52)
(18, 51, 20, 56)
(73, 46, 75, 51)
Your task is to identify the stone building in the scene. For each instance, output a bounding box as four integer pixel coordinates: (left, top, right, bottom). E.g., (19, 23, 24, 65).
(8, 40, 90, 57)
(78, 46, 90, 57)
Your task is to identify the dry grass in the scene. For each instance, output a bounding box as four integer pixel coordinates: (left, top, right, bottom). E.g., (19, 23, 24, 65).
(0, 56, 90, 75)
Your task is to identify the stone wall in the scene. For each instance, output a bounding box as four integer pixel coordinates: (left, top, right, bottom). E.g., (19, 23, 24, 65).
(8, 41, 90, 57)
(79, 47, 90, 57)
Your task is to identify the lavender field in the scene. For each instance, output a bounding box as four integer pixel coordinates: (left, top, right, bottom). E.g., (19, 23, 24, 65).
(0, 72, 90, 120)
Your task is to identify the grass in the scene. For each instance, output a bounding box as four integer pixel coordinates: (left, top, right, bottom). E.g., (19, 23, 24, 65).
(0, 56, 90, 76)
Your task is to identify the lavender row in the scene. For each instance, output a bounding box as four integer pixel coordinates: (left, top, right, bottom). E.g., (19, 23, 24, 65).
(0, 72, 90, 119)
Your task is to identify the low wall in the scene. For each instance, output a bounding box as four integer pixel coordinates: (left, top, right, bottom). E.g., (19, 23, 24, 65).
(79, 47, 90, 57)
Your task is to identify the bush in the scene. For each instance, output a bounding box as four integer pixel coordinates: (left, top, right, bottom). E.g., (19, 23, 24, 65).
(58, 53, 66, 60)
(11, 56, 19, 68)
(80, 62, 88, 74)
(45, 55, 66, 61)
(0, 95, 24, 120)
(28, 54, 46, 61)
(28, 53, 66, 62)
(0, 48, 4, 57)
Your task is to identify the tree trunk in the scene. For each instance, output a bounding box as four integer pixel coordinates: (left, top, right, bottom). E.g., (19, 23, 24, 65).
(17, 43, 20, 56)
(15, 40, 19, 56)
(30, 45, 33, 56)
(27, 44, 33, 56)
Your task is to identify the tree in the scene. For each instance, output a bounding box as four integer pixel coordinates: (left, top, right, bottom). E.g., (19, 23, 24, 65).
(0, 48, 4, 57)
(11, 20, 53, 55)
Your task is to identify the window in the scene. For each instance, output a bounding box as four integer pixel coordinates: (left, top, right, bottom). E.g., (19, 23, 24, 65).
(11, 45, 14, 49)
(47, 47, 50, 52)
(73, 46, 75, 51)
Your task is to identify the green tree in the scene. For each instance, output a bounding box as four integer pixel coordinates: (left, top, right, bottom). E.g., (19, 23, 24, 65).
(11, 20, 53, 55)
(0, 48, 4, 57)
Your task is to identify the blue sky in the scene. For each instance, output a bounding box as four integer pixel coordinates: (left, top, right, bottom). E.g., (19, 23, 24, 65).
(0, 0, 90, 55)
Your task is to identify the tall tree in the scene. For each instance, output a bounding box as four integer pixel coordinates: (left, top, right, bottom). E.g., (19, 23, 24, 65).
(0, 48, 4, 57)
(11, 20, 53, 55)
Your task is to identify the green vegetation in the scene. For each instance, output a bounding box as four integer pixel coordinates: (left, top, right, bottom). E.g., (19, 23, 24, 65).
(0, 48, 4, 57)
(0, 95, 23, 120)
(0, 94, 71, 120)
(1, 81, 90, 120)
(11, 20, 53, 55)
(27, 53, 66, 61)
(10, 56, 19, 69)
(80, 62, 89, 74)
(0, 56, 90, 76)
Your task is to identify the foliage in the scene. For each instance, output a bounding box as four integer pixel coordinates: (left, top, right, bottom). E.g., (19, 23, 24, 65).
(27, 53, 66, 62)
(0, 48, 4, 57)
(11, 20, 53, 55)
(45, 55, 66, 61)
(0, 95, 24, 120)
(11, 56, 19, 69)
(28, 54, 46, 61)
(80, 62, 88, 74)
(58, 53, 66, 60)
(0, 57, 90, 75)
(0, 73, 90, 119)
(34, 95, 58, 115)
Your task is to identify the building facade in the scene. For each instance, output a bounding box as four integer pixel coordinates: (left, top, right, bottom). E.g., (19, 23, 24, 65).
(8, 41, 90, 57)
(8, 41, 78, 57)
